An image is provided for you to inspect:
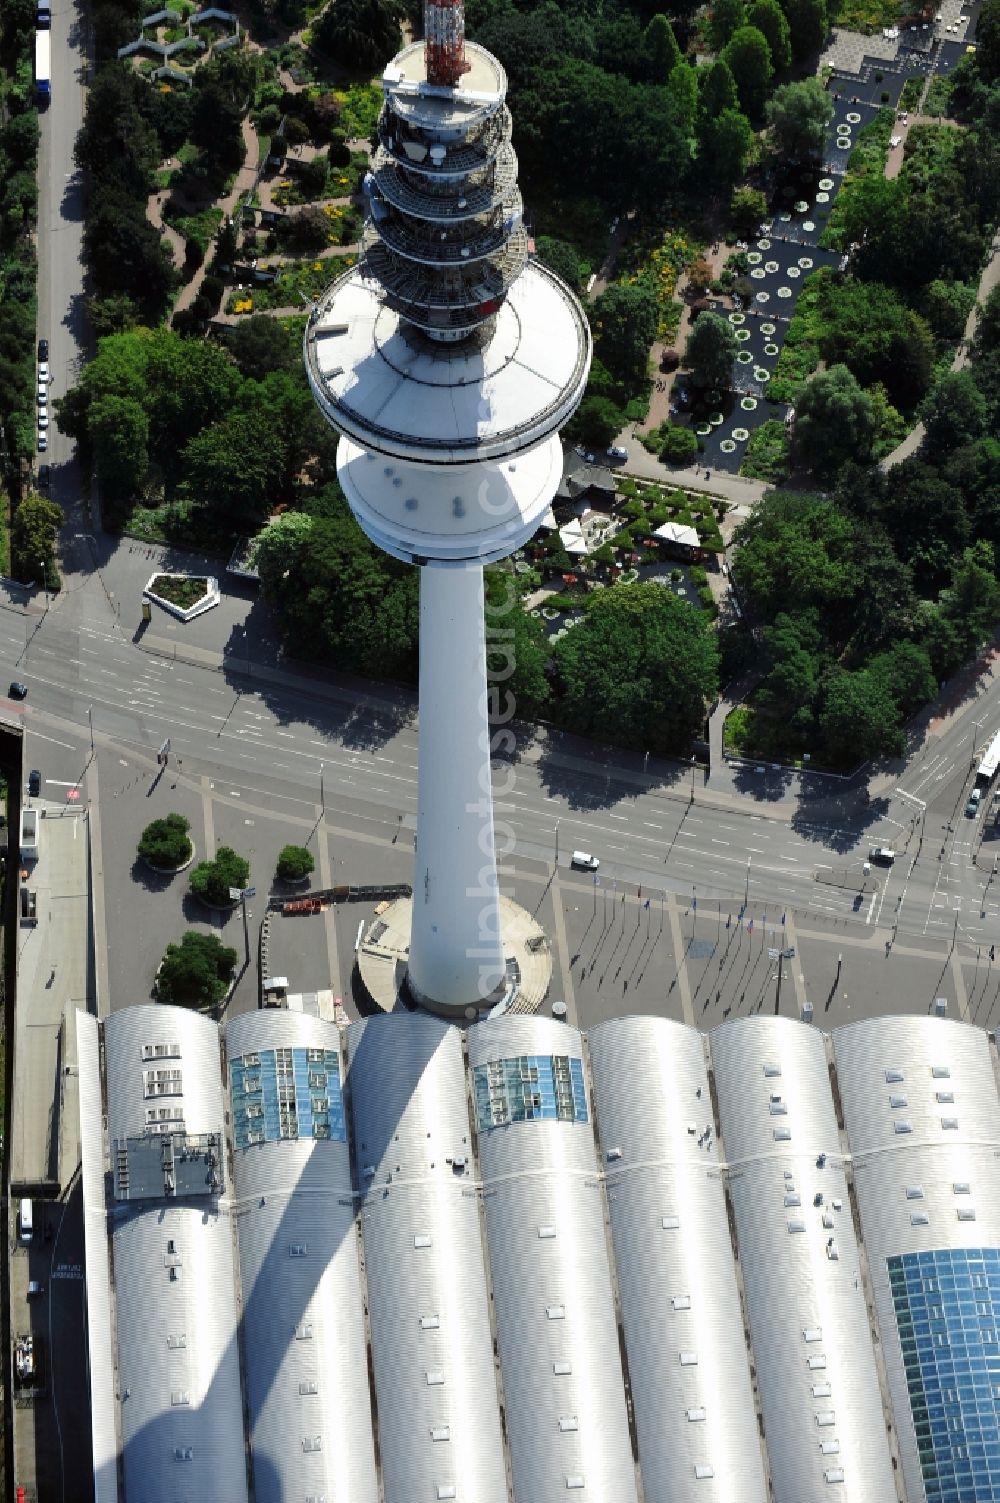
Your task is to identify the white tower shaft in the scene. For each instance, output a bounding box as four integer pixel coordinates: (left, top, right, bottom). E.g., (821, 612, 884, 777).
(407, 563, 505, 1012)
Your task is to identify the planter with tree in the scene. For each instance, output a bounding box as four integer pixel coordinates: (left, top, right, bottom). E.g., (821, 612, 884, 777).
(276, 844, 315, 883)
(156, 931, 238, 1009)
(138, 812, 193, 873)
(189, 846, 250, 907)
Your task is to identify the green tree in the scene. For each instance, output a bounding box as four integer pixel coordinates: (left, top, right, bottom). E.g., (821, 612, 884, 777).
(226, 316, 299, 381)
(765, 78, 832, 160)
(553, 582, 719, 750)
(11, 494, 61, 586)
(535, 236, 582, 289)
(794, 365, 876, 479)
(820, 669, 904, 765)
(699, 58, 739, 120)
(593, 282, 659, 385)
(191, 80, 246, 177)
(661, 424, 699, 463)
(569, 393, 626, 448)
(921, 279, 976, 341)
(255, 505, 420, 678)
(684, 311, 737, 394)
(276, 844, 315, 881)
(315, 0, 402, 73)
(702, 108, 754, 188)
(918, 371, 988, 459)
(819, 279, 934, 410)
(722, 25, 774, 119)
(748, 0, 791, 69)
(485, 567, 552, 716)
(189, 846, 250, 907)
(138, 813, 193, 870)
(180, 409, 287, 526)
(83, 185, 177, 318)
(156, 931, 237, 1008)
(976, 0, 1000, 82)
(868, 641, 936, 718)
(940, 543, 1000, 655)
(644, 13, 682, 81)
(89, 393, 149, 498)
(781, 0, 828, 59)
(730, 185, 768, 238)
(666, 62, 699, 135)
(711, 0, 747, 51)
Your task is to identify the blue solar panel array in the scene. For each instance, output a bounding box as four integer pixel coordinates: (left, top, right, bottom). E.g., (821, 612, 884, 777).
(230, 1046, 346, 1148)
(473, 1054, 588, 1132)
(888, 1248, 1000, 1503)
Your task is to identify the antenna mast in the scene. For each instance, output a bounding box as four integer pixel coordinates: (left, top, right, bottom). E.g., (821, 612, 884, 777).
(424, 0, 469, 86)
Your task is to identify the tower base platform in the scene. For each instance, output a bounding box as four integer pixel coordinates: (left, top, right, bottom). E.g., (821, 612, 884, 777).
(356, 895, 553, 1020)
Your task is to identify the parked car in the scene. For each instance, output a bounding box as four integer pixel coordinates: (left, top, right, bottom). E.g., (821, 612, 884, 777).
(607, 445, 628, 462)
(37, 464, 50, 489)
(869, 847, 896, 864)
(571, 850, 600, 871)
(966, 788, 982, 817)
(8, 682, 27, 700)
(37, 432, 47, 452)
(37, 384, 47, 405)
(37, 411, 48, 429)
(37, 337, 48, 361)
(28, 769, 40, 797)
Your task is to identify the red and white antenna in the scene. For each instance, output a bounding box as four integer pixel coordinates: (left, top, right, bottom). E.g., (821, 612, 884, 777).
(424, 0, 470, 85)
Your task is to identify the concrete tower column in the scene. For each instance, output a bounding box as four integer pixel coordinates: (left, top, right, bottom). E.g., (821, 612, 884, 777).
(407, 563, 504, 1012)
(305, 12, 590, 1017)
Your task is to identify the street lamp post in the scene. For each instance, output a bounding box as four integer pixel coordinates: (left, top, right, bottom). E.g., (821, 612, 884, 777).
(40, 560, 47, 611)
(745, 855, 751, 908)
(319, 761, 325, 813)
(554, 818, 560, 865)
(88, 704, 94, 754)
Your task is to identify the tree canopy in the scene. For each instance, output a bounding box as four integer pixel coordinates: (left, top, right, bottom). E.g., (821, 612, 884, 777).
(794, 365, 876, 479)
(765, 78, 833, 160)
(721, 25, 774, 119)
(553, 582, 719, 750)
(684, 311, 737, 394)
(156, 931, 237, 1009)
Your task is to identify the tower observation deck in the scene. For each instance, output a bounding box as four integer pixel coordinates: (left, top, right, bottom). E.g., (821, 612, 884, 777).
(305, 3, 591, 1017)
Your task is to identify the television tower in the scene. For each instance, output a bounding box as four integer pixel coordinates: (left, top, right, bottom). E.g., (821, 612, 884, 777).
(305, 0, 591, 1017)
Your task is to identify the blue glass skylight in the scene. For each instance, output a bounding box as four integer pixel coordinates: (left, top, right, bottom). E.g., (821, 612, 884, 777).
(888, 1248, 1000, 1502)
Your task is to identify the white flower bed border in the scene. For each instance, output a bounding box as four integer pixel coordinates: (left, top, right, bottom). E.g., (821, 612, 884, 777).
(143, 572, 221, 622)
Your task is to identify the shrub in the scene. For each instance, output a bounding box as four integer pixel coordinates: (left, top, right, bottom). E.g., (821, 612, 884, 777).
(276, 844, 315, 881)
(660, 425, 699, 464)
(138, 813, 193, 870)
(156, 931, 237, 1008)
(189, 845, 250, 906)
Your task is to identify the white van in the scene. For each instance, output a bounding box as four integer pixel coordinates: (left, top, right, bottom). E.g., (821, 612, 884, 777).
(18, 1198, 33, 1243)
(869, 847, 896, 864)
(571, 851, 599, 871)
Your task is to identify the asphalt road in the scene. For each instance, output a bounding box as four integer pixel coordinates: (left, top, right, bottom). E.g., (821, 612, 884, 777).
(5, 590, 1000, 958)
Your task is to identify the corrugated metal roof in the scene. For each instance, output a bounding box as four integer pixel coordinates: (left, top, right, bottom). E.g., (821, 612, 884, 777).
(833, 1017, 1000, 1503)
(226, 1011, 378, 1503)
(468, 1015, 639, 1503)
(103, 1005, 248, 1503)
(76, 1010, 120, 1503)
(588, 1016, 767, 1503)
(346, 1013, 508, 1503)
(711, 1017, 896, 1503)
(104, 1003, 224, 1143)
(112, 1205, 248, 1503)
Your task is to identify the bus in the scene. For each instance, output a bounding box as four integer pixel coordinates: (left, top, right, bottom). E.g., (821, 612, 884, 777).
(976, 729, 1000, 786)
(34, 30, 50, 101)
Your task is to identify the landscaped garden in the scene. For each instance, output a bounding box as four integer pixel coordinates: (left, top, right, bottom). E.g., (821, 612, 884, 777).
(149, 574, 209, 610)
